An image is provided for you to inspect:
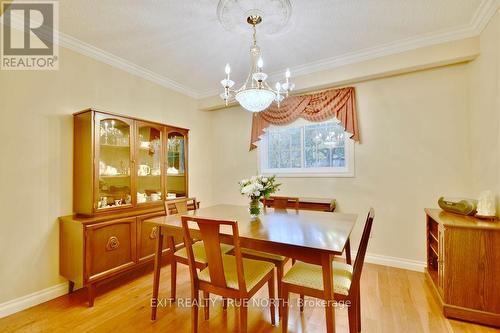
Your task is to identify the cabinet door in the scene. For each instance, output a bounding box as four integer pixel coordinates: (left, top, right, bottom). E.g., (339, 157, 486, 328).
(94, 113, 135, 213)
(136, 122, 164, 206)
(137, 213, 170, 262)
(165, 128, 188, 199)
(85, 217, 136, 282)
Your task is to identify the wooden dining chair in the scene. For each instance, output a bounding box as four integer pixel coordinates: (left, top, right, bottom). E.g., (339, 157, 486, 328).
(281, 208, 375, 333)
(181, 215, 276, 333)
(263, 196, 300, 211)
(164, 197, 233, 301)
(240, 196, 299, 316)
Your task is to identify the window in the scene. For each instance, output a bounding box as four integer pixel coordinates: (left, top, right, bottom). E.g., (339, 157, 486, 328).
(258, 119, 354, 177)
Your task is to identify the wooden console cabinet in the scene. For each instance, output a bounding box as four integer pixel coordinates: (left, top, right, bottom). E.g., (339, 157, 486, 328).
(425, 208, 500, 327)
(60, 109, 190, 306)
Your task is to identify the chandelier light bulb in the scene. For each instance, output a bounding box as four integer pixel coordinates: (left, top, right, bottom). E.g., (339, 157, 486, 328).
(276, 82, 281, 91)
(285, 68, 291, 79)
(257, 57, 264, 70)
(225, 63, 231, 75)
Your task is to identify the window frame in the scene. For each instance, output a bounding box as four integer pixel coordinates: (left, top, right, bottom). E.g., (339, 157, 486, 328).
(258, 120, 355, 178)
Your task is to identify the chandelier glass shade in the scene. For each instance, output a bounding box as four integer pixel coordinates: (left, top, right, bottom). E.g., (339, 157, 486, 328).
(220, 15, 294, 113)
(235, 88, 276, 112)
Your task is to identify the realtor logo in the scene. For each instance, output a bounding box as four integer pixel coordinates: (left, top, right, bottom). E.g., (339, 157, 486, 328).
(1, 1, 59, 70)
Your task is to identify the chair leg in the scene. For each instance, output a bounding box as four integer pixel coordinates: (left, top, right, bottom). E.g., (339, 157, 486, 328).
(281, 284, 289, 333)
(238, 299, 248, 333)
(170, 260, 177, 300)
(357, 291, 361, 331)
(299, 294, 305, 312)
(277, 264, 283, 318)
(191, 289, 199, 333)
(203, 291, 210, 320)
(325, 301, 335, 333)
(268, 278, 276, 326)
(347, 297, 357, 333)
(292, 259, 296, 265)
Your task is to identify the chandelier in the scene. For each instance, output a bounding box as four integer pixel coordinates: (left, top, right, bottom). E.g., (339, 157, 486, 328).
(219, 15, 295, 113)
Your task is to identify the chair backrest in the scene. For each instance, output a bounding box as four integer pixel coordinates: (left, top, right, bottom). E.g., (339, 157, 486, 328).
(181, 216, 246, 292)
(352, 208, 375, 286)
(165, 197, 198, 215)
(265, 196, 300, 211)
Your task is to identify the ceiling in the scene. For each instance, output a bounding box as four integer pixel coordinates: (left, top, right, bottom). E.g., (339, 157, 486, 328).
(56, 0, 498, 98)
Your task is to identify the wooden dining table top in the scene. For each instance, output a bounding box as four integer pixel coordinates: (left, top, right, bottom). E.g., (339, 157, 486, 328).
(145, 204, 358, 259)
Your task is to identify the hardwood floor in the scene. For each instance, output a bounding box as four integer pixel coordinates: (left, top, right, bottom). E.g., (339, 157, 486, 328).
(0, 262, 496, 333)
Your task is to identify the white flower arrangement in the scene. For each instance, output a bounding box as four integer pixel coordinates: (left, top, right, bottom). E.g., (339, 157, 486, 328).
(239, 175, 280, 200)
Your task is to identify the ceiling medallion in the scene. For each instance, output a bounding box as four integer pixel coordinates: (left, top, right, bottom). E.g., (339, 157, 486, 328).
(217, 0, 292, 35)
(218, 3, 295, 113)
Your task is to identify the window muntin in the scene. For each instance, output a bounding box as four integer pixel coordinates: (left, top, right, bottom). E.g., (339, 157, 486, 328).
(259, 120, 354, 177)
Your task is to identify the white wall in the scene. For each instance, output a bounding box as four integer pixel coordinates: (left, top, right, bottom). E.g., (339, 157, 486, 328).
(211, 64, 472, 263)
(468, 9, 500, 213)
(0, 44, 213, 304)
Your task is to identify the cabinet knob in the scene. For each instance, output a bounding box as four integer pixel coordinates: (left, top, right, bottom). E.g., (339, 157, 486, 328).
(149, 227, 158, 240)
(106, 236, 120, 251)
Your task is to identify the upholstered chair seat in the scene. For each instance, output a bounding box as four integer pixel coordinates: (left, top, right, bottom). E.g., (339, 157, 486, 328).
(282, 261, 353, 296)
(198, 255, 275, 292)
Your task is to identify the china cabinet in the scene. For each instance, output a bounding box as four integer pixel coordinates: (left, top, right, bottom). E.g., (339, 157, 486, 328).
(60, 109, 190, 306)
(73, 109, 189, 216)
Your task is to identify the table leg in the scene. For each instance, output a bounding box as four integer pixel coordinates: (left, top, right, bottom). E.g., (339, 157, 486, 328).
(322, 253, 335, 333)
(345, 238, 352, 265)
(151, 226, 164, 321)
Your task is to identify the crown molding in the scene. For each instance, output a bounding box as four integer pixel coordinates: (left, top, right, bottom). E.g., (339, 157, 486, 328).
(57, 32, 200, 98)
(3, 0, 499, 99)
(471, 0, 500, 34)
(197, 0, 499, 99)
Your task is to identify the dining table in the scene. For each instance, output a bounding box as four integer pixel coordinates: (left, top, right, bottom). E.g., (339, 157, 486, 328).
(145, 204, 358, 333)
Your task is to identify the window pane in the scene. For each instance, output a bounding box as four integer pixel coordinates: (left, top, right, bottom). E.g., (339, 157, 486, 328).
(304, 122, 346, 168)
(267, 127, 301, 169)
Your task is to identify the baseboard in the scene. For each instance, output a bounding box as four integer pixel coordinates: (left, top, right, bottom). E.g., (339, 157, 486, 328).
(0, 282, 68, 319)
(360, 252, 426, 272)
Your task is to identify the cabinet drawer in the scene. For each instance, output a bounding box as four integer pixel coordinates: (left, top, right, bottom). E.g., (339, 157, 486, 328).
(138, 214, 170, 262)
(85, 217, 136, 282)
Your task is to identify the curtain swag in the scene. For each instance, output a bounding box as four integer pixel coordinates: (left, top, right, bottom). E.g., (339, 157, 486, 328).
(250, 87, 359, 150)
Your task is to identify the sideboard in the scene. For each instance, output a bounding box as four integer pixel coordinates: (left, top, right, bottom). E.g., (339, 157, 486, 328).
(425, 208, 500, 327)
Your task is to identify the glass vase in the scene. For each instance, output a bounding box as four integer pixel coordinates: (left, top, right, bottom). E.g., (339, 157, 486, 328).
(249, 197, 262, 218)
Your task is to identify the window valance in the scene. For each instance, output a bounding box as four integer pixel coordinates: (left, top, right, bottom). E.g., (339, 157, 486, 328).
(250, 87, 359, 150)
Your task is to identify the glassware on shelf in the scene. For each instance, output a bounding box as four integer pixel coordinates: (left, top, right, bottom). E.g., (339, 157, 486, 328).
(100, 120, 129, 146)
(137, 126, 162, 203)
(166, 131, 187, 197)
(97, 118, 132, 210)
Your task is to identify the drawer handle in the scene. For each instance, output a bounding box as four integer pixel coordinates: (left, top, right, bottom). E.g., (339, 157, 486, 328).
(106, 236, 120, 251)
(149, 227, 158, 240)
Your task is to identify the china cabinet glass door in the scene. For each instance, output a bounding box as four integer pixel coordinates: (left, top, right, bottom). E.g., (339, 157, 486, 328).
(96, 115, 133, 210)
(136, 123, 163, 205)
(166, 130, 187, 198)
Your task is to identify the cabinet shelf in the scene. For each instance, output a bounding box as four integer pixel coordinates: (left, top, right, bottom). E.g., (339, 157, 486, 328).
(100, 174, 130, 178)
(429, 243, 438, 257)
(100, 144, 130, 148)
